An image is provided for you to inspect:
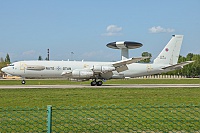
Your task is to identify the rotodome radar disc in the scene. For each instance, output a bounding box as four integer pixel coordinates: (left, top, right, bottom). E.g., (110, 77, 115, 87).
(106, 41, 143, 49)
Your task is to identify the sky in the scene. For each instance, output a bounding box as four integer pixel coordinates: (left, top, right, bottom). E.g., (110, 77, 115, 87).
(0, 0, 200, 62)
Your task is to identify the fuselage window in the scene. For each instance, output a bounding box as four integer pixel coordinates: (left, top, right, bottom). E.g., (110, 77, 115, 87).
(63, 67, 71, 70)
(46, 67, 54, 70)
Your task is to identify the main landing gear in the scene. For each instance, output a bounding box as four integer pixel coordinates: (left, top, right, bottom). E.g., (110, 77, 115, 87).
(91, 79, 103, 86)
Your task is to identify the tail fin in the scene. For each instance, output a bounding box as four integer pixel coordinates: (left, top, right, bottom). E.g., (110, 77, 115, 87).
(153, 35, 183, 65)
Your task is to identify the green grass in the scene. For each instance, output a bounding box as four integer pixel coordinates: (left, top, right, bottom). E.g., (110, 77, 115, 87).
(0, 78, 199, 85)
(1, 102, 199, 132)
(0, 79, 199, 132)
(107, 78, 200, 84)
(0, 78, 199, 107)
(0, 87, 200, 132)
(0, 87, 200, 107)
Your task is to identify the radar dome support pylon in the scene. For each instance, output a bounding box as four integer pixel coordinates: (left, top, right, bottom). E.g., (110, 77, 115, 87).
(121, 48, 129, 60)
(106, 41, 143, 60)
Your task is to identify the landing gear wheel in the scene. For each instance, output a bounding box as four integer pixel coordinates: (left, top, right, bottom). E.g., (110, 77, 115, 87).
(21, 80, 26, 84)
(91, 81, 96, 86)
(97, 81, 103, 86)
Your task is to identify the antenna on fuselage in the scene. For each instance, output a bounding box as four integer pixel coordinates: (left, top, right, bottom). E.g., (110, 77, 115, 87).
(106, 41, 143, 60)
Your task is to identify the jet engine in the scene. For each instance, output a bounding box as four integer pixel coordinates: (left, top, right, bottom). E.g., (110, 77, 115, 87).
(92, 65, 115, 73)
(100, 71, 113, 79)
(72, 69, 94, 78)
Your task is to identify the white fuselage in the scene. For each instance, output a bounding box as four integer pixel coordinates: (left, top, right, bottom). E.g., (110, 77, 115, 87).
(2, 60, 166, 79)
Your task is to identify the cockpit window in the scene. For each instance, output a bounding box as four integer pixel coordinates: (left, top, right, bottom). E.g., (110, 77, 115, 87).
(9, 64, 14, 66)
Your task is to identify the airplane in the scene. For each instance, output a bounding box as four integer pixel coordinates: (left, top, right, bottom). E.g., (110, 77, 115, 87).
(1, 35, 193, 86)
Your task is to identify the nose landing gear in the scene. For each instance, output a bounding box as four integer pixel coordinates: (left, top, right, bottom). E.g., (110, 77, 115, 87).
(21, 80, 26, 84)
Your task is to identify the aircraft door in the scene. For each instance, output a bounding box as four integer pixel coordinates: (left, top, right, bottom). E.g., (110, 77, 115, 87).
(20, 62, 27, 73)
(146, 65, 153, 72)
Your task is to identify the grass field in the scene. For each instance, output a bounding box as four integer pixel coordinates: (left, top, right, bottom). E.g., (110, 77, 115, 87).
(0, 79, 200, 132)
(0, 78, 199, 107)
(0, 87, 200, 107)
(0, 78, 199, 85)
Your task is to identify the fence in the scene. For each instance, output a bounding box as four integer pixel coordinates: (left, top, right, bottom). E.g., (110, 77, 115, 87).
(0, 104, 200, 132)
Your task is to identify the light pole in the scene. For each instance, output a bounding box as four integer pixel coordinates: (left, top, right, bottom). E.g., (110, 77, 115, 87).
(47, 49, 49, 61)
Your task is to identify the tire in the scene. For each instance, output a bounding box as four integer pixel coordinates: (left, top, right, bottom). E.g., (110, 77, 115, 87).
(97, 81, 103, 86)
(91, 81, 96, 86)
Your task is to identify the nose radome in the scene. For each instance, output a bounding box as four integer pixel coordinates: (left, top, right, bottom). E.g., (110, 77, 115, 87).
(1, 67, 7, 73)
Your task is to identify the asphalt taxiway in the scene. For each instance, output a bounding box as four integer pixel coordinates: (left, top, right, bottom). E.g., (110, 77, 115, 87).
(0, 84, 199, 89)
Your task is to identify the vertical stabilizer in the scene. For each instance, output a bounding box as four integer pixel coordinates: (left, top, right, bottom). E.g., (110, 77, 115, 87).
(153, 35, 183, 65)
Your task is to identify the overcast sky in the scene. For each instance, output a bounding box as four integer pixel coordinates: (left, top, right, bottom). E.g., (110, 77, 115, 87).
(0, 0, 199, 62)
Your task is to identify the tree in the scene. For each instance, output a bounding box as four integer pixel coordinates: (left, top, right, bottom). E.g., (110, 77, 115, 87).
(186, 53, 193, 61)
(140, 52, 152, 63)
(165, 53, 200, 77)
(191, 54, 200, 76)
(38, 56, 43, 60)
(5, 53, 10, 63)
(177, 55, 186, 75)
(183, 53, 199, 77)
(0, 59, 7, 76)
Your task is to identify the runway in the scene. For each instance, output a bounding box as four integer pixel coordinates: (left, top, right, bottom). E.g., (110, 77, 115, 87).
(0, 84, 199, 89)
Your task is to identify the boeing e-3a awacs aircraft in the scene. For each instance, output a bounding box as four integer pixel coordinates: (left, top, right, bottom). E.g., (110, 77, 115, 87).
(1, 35, 193, 86)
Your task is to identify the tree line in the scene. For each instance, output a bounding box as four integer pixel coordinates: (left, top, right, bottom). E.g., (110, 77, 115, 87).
(38, 55, 49, 61)
(166, 53, 200, 77)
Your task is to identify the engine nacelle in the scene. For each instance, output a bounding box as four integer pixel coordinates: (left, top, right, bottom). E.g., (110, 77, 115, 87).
(100, 71, 113, 79)
(92, 65, 115, 73)
(72, 69, 94, 79)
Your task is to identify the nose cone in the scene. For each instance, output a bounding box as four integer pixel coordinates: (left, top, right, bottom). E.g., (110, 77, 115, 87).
(1, 67, 7, 73)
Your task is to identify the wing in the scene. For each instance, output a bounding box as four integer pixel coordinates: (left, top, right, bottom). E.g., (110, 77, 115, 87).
(60, 57, 150, 80)
(162, 61, 194, 70)
(112, 57, 150, 72)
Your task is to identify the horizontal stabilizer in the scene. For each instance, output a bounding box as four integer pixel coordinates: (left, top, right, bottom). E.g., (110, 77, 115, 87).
(162, 61, 194, 70)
